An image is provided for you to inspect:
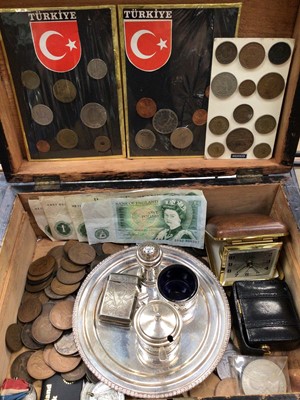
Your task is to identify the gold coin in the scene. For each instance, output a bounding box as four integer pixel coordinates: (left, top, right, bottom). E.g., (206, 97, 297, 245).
(239, 42, 265, 69)
(257, 72, 285, 99)
(208, 116, 229, 135)
(192, 109, 207, 126)
(170, 127, 193, 149)
(255, 115, 277, 134)
(36, 140, 50, 153)
(135, 129, 156, 149)
(53, 79, 77, 103)
(94, 135, 111, 152)
(207, 142, 225, 158)
(238, 80, 256, 97)
(27, 350, 56, 380)
(56, 129, 78, 149)
(233, 104, 254, 124)
(226, 128, 254, 153)
(253, 143, 272, 158)
(136, 97, 157, 118)
(68, 242, 96, 265)
(21, 70, 40, 90)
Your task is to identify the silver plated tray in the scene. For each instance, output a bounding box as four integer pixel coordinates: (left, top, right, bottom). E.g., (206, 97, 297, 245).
(73, 245, 231, 398)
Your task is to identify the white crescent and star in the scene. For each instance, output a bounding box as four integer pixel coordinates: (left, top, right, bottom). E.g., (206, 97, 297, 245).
(130, 29, 168, 59)
(39, 30, 77, 61)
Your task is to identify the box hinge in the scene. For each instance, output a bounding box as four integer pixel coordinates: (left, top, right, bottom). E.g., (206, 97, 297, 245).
(236, 169, 264, 184)
(33, 176, 61, 191)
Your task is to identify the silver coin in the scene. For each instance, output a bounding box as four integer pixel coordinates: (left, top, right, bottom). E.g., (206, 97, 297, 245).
(80, 103, 107, 129)
(87, 58, 108, 79)
(211, 72, 237, 98)
(54, 331, 78, 355)
(216, 348, 239, 379)
(152, 109, 178, 134)
(242, 359, 287, 395)
(31, 104, 53, 126)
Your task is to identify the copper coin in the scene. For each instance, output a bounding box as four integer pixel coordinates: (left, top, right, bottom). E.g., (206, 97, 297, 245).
(61, 256, 86, 273)
(87, 58, 108, 79)
(47, 347, 81, 373)
(80, 103, 107, 129)
(53, 79, 77, 103)
(190, 373, 221, 397)
(27, 267, 54, 282)
(56, 267, 86, 285)
(50, 277, 81, 296)
(68, 242, 96, 265)
(152, 109, 178, 134)
(31, 305, 63, 344)
(36, 140, 50, 153)
(233, 104, 254, 124)
(44, 285, 67, 300)
(226, 128, 254, 152)
(208, 116, 229, 135)
(205, 86, 210, 98)
(61, 362, 87, 381)
(49, 299, 74, 330)
(21, 70, 40, 90)
(207, 142, 225, 158)
(268, 42, 292, 65)
(25, 275, 54, 293)
(102, 242, 128, 255)
(170, 127, 193, 149)
(94, 136, 111, 152)
(43, 344, 54, 366)
(54, 331, 78, 356)
(255, 115, 277, 134)
(135, 129, 156, 149)
(215, 41, 237, 64)
(11, 351, 35, 383)
(28, 255, 56, 277)
(31, 104, 53, 126)
(238, 80, 256, 97)
(21, 322, 44, 350)
(22, 290, 49, 305)
(5, 323, 23, 352)
(18, 298, 43, 323)
(47, 245, 65, 265)
(27, 350, 56, 380)
(136, 97, 157, 118)
(211, 72, 237, 98)
(56, 129, 78, 149)
(192, 109, 207, 126)
(253, 143, 272, 158)
(257, 72, 285, 99)
(289, 369, 300, 392)
(63, 240, 78, 254)
(215, 378, 239, 396)
(239, 42, 265, 69)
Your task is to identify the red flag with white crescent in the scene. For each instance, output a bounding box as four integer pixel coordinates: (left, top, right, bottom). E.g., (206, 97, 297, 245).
(30, 20, 81, 72)
(124, 20, 172, 72)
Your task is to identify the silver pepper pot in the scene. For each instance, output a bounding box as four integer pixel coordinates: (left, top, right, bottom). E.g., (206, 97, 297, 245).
(136, 242, 162, 287)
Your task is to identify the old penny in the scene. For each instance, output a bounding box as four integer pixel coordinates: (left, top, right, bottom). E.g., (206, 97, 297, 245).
(207, 142, 225, 158)
(50, 277, 81, 296)
(61, 256, 86, 273)
(205, 85, 210, 98)
(268, 41, 292, 65)
(94, 136, 111, 152)
(27, 350, 56, 380)
(215, 41, 237, 64)
(170, 127, 193, 149)
(257, 72, 285, 99)
(215, 378, 240, 396)
(211, 72, 237, 98)
(233, 104, 254, 124)
(56, 129, 78, 149)
(135, 129, 156, 149)
(21, 70, 40, 90)
(136, 97, 157, 118)
(80, 103, 107, 129)
(239, 42, 265, 69)
(36, 140, 50, 153)
(31, 304, 63, 344)
(21, 322, 44, 350)
(44, 285, 67, 300)
(49, 299, 74, 330)
(63, 240, 78, 254)
(11, 351, 35, 383)
(192, 109, 207, 126)
(31, 104, 53, 126)
(190, 372, 221, 397)
(61, 361, 87, 381)
(152, 109, 178, 134)
(68, 242, 96, 265)
(238, 80, 256, 97)
(102, 242, 128, 255)
(53, 79, 77, 103)
(18, 297, 43, 323)
(5, 323, 23, 352)
(43, 344, 54, 366)
(87, 58, 108, 79)
(54, 331, 78, 356)
(28, 255, 56, 277)
(255, 115, 277, 134)
(47, 245, 65, 265)
(56, 267, 86, 285)
(25, 275, 54, 293)
(208, 116, 229, 135)
(47, 347, 81, 373)
(253, 143, 272, 158)
(226, 128, 254, 153)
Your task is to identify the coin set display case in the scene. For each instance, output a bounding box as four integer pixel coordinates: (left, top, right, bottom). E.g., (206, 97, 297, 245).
(0, 0, 300, 399)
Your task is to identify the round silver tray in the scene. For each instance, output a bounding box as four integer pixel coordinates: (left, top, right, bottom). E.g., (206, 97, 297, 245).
(73, 245, 231, 398)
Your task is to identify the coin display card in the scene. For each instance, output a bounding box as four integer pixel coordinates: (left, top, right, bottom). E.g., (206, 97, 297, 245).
(119, 4, 241, 158)
(204, 37, 295, 159)
(0, 7, 125, 160)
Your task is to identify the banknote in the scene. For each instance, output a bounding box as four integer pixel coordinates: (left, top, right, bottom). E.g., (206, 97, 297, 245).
(28, 199, 55, 240)
(81, 192, 207, 248)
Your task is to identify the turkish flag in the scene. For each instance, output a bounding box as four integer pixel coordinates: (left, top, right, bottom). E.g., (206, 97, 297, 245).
(30, 20, 82, 73)
(124, 20, 172, 72)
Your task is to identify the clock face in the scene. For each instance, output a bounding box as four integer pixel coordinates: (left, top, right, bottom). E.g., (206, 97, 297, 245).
(222, 244, 281, 284)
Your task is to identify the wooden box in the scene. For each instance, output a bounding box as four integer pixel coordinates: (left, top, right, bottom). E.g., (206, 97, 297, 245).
(0, 0, 300, 398)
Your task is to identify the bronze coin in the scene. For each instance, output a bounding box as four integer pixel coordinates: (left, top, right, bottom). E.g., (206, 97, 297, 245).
(170, 127, 194, 149)
(54, 331, 78, 356)
(253, 143, 272, 158)
(28, 255, 56, 277)
(27, 350, 56, 380)
(268, 42, 292, 65)
(49, 299, 74, 330)
(56, 267, 86, 285)
(190, 372, 221, 397)
(192, 109, 207, 126)
(226, 128, 254, 153)
(5, 323, 23, 352)
(61, 256, 86, 273)
(207, 142, 225, 158)
(257, 72, 285, 99)
(239, 42, 265, 69)
(215, 378, 239, 396)
(94, 136, 111, 152)
(11, 351, 35, 383)
(47, 347, 81, 373)
(25, 275, 53, 293)
(215, 41, 237, 64)
(233, 104, 254, 124)
(27, 267, 54, 282)
(21, 322, 44, 350)
(47, 245, 65, 265)
(87, 58, 108, 79)
(31, 104, 53, 126)
(43, 344, 54, 366)
(31, 304, 63, 344)
(50, 277, 81, 296)
(61, 362, 87, 381)
(102, 242, 128, 255)
(21, 70, 40, 90)
(135, 129, 156, 150)
(44, 285, 67, 300)
(56, 129, 78, 149)
(53, 79, 77, 103)
(211, 72, 237, 98)
(63, 240, 78, 254)
(238, 80, 256, 97)
(68, 242, 96, 265)
(18, 297, 43, 323)
(80, 103, 107, 129)
(22, 290, 49, 305)
(152, 109, 178, 134)
(205, 86, 210, 98)
(136, 97, 157, 118)
(36, 140, 50, 153)
(255, 115, 277, 134)
(208, 116, 229, 135)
